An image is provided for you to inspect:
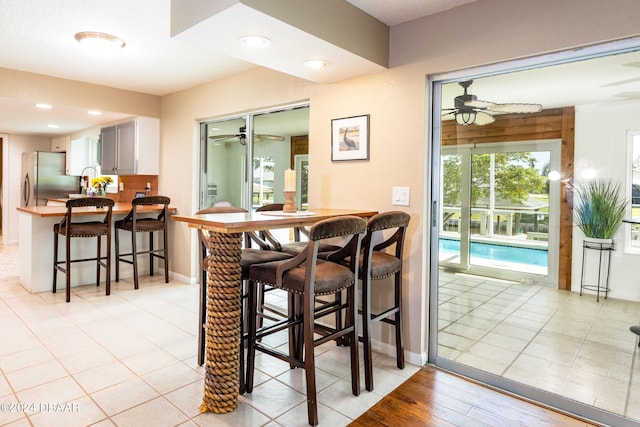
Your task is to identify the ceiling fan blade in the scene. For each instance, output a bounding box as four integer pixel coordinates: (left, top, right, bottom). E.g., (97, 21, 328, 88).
(256, 134, 285, 141)
(464, 99, 495, 109)
(209, 134, 238, 140)
(474, 111, 496, 125)
(485, 103, 543, 114)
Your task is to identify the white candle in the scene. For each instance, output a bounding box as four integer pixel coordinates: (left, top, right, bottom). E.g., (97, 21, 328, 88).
(284, 169, 296, 191)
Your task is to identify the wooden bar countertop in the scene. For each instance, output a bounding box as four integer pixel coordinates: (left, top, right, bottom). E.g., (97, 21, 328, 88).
(17, 200, 176, 217)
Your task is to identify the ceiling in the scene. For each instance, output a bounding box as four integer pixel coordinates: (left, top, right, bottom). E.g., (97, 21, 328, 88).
(0, 0, 474, 136)
(1, 0, 639, 138)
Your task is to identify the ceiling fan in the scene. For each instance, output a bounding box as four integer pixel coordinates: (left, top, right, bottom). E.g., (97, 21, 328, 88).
(443, 80, 543, 126)
(209, 126, 285, 144)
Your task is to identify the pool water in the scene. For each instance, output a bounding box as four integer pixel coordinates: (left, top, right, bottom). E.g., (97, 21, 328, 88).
(439, 238, 548, 267)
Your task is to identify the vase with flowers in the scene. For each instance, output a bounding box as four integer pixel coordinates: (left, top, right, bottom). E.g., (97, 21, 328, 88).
(91, 176, 113, 197)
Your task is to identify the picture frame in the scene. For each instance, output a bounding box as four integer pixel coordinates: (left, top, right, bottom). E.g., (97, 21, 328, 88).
(331, 114, 370, 161)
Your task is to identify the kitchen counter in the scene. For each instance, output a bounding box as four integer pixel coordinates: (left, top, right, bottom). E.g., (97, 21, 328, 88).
(18, 201, 176, 217)
(17, 202, 177, 294)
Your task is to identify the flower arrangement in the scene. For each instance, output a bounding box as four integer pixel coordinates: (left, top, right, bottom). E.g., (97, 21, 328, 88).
(91, 176, 113, 188)
(90, 176, 113, 196)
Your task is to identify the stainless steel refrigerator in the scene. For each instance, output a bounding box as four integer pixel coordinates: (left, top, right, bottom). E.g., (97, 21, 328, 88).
(21, 151, 80, 206)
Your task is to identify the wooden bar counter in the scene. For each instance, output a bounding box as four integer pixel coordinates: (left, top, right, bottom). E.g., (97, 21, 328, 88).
(17, 201, 175, 293)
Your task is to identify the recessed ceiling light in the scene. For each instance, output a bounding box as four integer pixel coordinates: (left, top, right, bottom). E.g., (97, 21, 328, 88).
(48, 124, 59, 129)
(75, 31, 126, 58)
(88, 110, 102, 116)
(238, 35, 271, 48)
(302, 60, 330, 69)
(36, 103, 52, 109)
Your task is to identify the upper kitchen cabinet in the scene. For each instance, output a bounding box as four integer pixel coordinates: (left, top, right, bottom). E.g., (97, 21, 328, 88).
(67, 136, 99, 176)
(51, 135, 70, 152)
(100, 117, 159, 175)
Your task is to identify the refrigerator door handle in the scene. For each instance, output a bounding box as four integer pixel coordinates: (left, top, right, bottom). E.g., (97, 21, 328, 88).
(23, 173, 31, 206)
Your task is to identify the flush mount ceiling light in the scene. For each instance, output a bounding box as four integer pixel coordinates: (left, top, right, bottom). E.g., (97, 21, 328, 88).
(75, 32, 125, 58)
(88, 110, 102, 116)
(237, 35, 271, 48)
(36, 103, 52, 109)
(302, 60, 330, 69)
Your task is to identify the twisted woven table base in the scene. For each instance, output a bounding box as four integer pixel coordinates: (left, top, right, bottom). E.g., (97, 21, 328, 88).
(199, 231, 242, 414)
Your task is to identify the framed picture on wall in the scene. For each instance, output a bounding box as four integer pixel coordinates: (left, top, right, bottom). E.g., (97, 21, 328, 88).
(331, 114, 370, 161)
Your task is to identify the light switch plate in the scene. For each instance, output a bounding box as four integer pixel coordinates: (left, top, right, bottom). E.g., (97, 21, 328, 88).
(392, 186, 410, 206)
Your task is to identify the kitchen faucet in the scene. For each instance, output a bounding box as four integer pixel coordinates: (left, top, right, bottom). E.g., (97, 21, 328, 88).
(80, 166, 97, 194)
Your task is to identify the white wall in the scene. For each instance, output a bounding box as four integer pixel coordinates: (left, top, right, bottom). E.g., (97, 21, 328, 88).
(3, 134, 50, 244)
(572, 102, 640, 301)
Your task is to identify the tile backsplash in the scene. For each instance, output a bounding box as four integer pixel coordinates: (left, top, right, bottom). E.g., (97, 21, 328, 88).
(106, 175, 158, 202)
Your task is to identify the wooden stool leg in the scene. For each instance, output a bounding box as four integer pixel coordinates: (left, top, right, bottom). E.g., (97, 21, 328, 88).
(106, 230, 111, 296)
(52, 232, 59, 293)
(115, 227, 120, 282)
(132, 230, 139, 289)
(198, 267, 206, 366)
(149, 232, 154, 277)
(163, 228, 169, 283)
(96, 235, 102, 286)
(394, 273, 405, 369)
(362, 275, 374, 391)
(302, 290, 318, 426)
(65, 234, 71, 303)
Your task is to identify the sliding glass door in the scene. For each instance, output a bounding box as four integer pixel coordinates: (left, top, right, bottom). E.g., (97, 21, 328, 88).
(200, 105, 309, 211)
(429, 40, 640, 427)
(440, 142, 559, 283)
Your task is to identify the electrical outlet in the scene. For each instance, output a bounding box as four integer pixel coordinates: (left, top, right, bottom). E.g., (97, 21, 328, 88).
(392, 186, 410, 206)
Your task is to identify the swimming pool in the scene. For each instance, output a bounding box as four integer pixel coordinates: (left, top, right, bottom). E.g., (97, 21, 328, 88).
(439, 238, 548, 267)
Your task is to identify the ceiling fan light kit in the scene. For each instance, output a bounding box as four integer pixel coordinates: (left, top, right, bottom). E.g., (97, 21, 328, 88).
(444, 80, 543, 126)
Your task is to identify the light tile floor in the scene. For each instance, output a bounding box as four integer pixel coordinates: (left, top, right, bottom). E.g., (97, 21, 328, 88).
(438, 270, 640, 422)
(0, 241, 417, 427)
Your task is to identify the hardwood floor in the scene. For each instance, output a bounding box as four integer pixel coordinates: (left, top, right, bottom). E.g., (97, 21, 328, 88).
(350, 365, 601, 427)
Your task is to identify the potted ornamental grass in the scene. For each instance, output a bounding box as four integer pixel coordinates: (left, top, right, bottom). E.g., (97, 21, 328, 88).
(573, 178, 627, 244)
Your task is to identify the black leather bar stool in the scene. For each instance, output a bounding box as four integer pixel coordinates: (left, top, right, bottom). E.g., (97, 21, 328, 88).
(115, 195, 170, 289)
(245, 215, 366, 426)
(53, 197, 114, 303)
(359, 211, 410, 391)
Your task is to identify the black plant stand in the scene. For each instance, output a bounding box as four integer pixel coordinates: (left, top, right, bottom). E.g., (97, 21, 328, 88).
(580, 239, 613, 302)
(631, 325, 640, 347)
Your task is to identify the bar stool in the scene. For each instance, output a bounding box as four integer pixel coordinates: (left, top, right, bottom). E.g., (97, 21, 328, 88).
(115, 195, 170, 289)
(53, 197, 114, 303)
(359, 211, 410, 391)
(246, 216, 367, 426)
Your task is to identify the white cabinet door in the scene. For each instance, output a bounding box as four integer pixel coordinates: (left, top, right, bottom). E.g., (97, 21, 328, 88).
(51, 136, 70, 152)
(99, 118, 158, 175)
(68, 137, 99, 176)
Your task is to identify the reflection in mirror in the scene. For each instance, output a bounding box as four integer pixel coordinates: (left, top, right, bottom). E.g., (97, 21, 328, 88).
(434, 47, 640, 425)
